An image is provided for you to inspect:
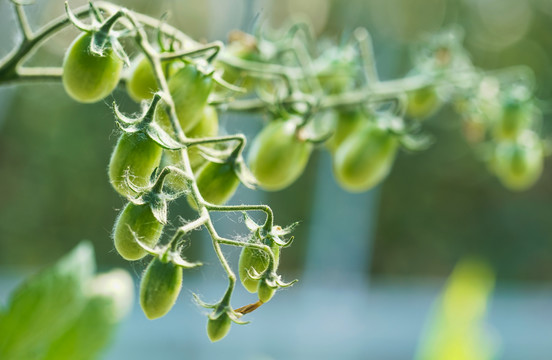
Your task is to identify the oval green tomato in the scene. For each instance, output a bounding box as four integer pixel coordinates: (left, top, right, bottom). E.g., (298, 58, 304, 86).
(194, 161, 240, 206)
(239, 242, 280, 293)
(62, 32, 123, 103)
(248, 118, 313, 191)
(257, 280, 276, 303)
(493, 132, 543, 191)
(140, 257, 183, 320)
(326, 110, 367, 152)
(126, 56, 159, 102)
(406, 85, 442, 120)
(109, 132, 163, 197)
(113, 202, 163, 261)
(155, 64, 214, 134)
(207, 313, 232, 342)
(333, 123, 398, 192)
(492, 98, 533, 140)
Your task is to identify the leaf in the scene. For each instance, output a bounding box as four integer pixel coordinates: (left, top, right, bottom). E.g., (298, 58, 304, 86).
(42, 296, 117, 360)
(0, 242, 95, 359)
(43, 269, 134, 360)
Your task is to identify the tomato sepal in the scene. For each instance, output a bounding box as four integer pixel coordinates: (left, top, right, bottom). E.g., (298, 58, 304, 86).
(113, 94, 185, 150)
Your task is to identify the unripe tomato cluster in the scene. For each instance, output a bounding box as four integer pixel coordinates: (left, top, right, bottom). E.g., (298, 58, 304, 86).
(54, 3, 549, 343)
(454, 80, 544, 191)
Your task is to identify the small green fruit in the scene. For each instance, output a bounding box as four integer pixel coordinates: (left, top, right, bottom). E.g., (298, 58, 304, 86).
(113, 202, 163, 261)
(140, 257, 183, 320)
(207, 313, 232, 342)
(109, 132, 162, 198)
(62, 32, 123, 103)
(239, 243, 280, 293)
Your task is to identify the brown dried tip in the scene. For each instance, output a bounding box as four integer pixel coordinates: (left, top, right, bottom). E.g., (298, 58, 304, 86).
(235, 300, 263, 315)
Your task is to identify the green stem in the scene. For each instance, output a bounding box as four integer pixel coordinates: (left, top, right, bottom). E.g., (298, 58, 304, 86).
(14, 2, 33, 40)
(160, 41, 223, 62)
(205, 203, 274, 230)
(204, 218, 236, 287)
(166, 213, 209, 249)
(185, 134, 245, 148)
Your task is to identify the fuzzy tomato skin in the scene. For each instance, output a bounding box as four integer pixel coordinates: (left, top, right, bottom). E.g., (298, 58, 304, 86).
(113, 202, 163, 261)
(248, 118, 313, 191)
(139, 257, 183, 320)
(207, 313, 232, 342)
(493, 132, 543, 191)
(238, 243, 280, 293)
(126, 56, 159, 102)
(194, 161, 240, 206)
(155, 64, 214, 134)
(333, 123, 398, 192)
(108, 132, 163, 198)
(62, 32, 123, 103)
(257, 280, 275, 303)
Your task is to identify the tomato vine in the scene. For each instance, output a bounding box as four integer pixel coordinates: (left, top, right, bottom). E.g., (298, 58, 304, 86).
(0, 0, 547, 342)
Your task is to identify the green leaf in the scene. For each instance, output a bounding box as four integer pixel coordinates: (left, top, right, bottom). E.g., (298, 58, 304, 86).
(43, 296, 117, 360)
(0, 242, 96, 359)
(44, 269, 134, 360)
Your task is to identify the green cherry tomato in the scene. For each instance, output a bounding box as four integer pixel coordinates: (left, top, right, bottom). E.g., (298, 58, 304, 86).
(62, 32, 123, 103)
(257, 280, 276, 303)
(239, 242, 280, 293)
(493, 131, 543, 191)
(207, 313, 232, 342)
(187, 105, 219, 139)
(126, 57, 181, 102)
(326, 110, 367, 152)
(248, 118, 313, 191)
(406, 85, 442, 120)
(126, 56, 159, 102)
(140, 257, 183, 320)
(113, 202, 163, 261)
(492, 97, 533, 141)
(333, 122, 399, 192)
(155, 64, 214, 134)
(193, 160, 240, 206)
(109, 132, 163, 197)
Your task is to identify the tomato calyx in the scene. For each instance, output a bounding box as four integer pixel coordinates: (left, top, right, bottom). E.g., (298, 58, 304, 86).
(114, 93, 186, 150)
(65, 2, 130, 65)
(131, 228, 202, 269)
(133, 164, 194, 222)
(243, 212, 296, 248)
(194, 289, 249, 342)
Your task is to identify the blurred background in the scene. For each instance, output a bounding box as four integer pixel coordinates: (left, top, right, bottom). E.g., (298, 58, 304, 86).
(1, 0, 552, 359)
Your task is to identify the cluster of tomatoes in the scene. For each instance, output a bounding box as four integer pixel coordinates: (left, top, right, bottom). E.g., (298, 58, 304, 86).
(456, 79, 544, 191)
(60, 7, 304, 341)
(59, 4, 546, 341)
